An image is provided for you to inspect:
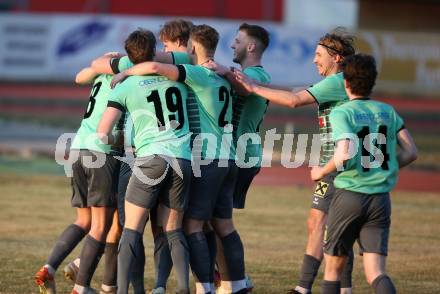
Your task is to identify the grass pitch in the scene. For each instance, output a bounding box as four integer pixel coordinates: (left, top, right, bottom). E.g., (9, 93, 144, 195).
(0, 172, 439, 293)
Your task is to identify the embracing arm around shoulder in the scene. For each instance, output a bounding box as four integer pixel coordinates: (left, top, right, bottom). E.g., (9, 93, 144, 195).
(75, 67, 98, 85)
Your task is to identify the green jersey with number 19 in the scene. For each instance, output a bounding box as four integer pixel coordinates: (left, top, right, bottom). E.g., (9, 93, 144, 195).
(71, 74, 124, 154)
(107, 75, 191, 160)
(330, 99, 405, 194)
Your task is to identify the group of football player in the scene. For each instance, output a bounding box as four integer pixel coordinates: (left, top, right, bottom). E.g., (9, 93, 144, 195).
(34, 18, 417, 294)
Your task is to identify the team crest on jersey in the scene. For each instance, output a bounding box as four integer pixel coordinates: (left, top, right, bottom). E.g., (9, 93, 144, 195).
(314, 181, 329, 198)
(318, 116, 326, 128)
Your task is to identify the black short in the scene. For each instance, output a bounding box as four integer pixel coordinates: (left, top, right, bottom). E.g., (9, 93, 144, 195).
(117, 158, 134, 226)
(233, 166, 260, 209)
(71, 150, 120, 208)
(311, 172, 337, 213)
(324, 189, 391, 257)
(186, 160, 238, 220)
(125, 155, 191, 211)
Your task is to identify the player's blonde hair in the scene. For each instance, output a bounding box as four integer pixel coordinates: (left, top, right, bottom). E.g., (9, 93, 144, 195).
(318, 27, 355, 59)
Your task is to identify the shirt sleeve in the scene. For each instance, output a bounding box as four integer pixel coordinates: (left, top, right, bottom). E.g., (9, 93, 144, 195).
(329, 108, 353, 142)
(110, 56, 134, 73)
(172, 52, 192, 65)
(307, 73, 346, 104)
(178, 64, 207, 87)
(107, 82, 126, 112)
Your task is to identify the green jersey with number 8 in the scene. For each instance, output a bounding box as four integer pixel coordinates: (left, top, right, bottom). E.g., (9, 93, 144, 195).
(71, 74, 124, 154)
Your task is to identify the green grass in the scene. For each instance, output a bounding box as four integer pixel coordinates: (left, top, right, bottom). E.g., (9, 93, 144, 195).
(0, 173, 439, 293)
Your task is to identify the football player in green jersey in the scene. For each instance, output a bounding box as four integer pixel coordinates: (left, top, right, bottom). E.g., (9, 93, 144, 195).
(310, 54, 417, 294)
(98, 29, 193, 294)
(234, 30, 356, 294)
(111, 24, 248, 294)
(205, 23, 271, 293)
(34, 59, 124, 294)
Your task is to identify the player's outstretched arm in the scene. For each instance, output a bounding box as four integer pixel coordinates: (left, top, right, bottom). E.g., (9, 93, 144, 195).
(397, 129, 418, 168)
(234, 70, 315, 108)
(97, 107, 123, 145)
(75, 67, 98, 85)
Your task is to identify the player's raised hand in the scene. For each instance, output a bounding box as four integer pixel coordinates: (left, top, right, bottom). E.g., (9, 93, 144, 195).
(111, 72, 127, 89)
(310, 166, 324, 181)
(234, 70, 257, 93)
(204, 60, 232, 76)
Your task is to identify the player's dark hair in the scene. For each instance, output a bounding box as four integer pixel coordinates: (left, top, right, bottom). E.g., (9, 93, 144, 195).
(342, 54, 378, 97)
(125, 29, 156, 64)
(159, 19, 194, 46)
(319, 27, 355, 59)
(239, 23, 270, 51)
(190, 25, 219, 53)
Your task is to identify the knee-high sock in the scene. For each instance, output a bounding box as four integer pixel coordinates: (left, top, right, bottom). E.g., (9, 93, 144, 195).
(166, 229, 190, 292)
(221, 231, 245, 282)
(130, 238, 145, 294)
(47, 224, 86, 270)
(298, 254, 321, 290)
(102, 242, 118, 287)
(75, 235, 105, 287)
(154, 232, 173, 288)
(186, 232, 211, 284)
(117, 228, 143, 294)
(372, 274, 396, 294)
(204, 230, 217, 283)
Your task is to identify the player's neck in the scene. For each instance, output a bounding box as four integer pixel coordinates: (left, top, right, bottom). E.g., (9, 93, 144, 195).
(241, 56, 262, 70)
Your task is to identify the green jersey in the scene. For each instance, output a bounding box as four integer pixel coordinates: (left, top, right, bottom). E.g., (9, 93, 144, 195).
(107, 75, 191, 160)
(330, 99, 405, 194)
(71, 74, 124, 154)
(110, 52, 191, 73)
(177, 64, 233, 160)
(307, 72, 349, 166)
(232, 66, 271, 166)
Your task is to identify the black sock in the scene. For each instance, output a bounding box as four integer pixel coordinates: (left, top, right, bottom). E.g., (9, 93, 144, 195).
(166, 229, 190, 292)
(47, 224, 86, 270)
(131, 238, 145, 294)
(221, 231, 245, 282)
(186, 232, 211, 283)
(117, 228, 142, 294)
(75, 235, 105, 286)
(154, 232, 173, 288)
(322, 280, 340, 294)
(372, 274, 396, 294)
(205, 230, 217, 283)
(340, 249, 354, 288)
(102, 242, 118, 287)
(298, 254, 321, 290)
